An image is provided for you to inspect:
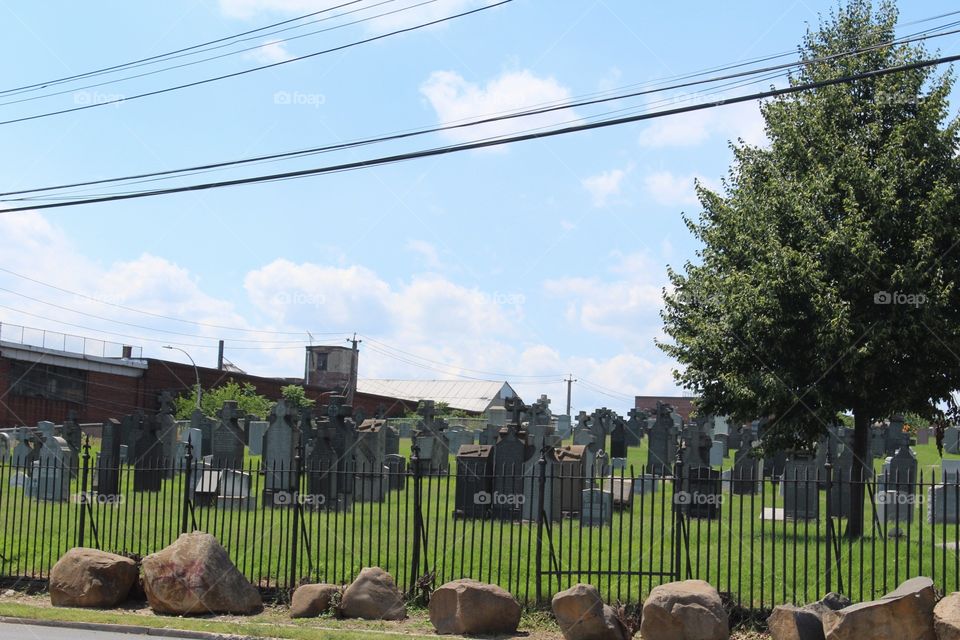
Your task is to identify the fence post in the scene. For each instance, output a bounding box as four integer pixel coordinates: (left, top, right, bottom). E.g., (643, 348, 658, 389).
(76, 435, 91, 548)
(289, 442, 303, 592)
(535, 447, 547, 604)
(181, 435, 194, 534)
(409, 442, 423, 595)
(672, 451, 684, 581)
(824, 438, 833, 595)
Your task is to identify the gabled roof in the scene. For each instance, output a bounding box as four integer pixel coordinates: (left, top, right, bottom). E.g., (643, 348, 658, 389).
(356, 379, 516, 414)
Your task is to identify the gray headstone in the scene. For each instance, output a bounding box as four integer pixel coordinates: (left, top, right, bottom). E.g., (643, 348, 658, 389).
(263, 400, 299, 500)
(946, 427, 960, 455)
(783, 452, 819, 520)
(31, 434, 72, 501)
(247, 421, 269, 456)
(97, 418, 122, 496)
(0, 432, 9, 462)
(304, 395, 356, 511)
(928, 483, 960, 524)
(580, 488, 612, 526)
(648, 402, 679, 474)
(211, 401, 245, 468)
(354, 420, 387, 502)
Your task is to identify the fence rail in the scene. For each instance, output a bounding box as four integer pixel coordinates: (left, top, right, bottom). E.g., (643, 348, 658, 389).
(2, 444, 959, 611)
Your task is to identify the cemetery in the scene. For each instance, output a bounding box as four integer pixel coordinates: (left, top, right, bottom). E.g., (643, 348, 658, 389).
(3, 391, 960, 619)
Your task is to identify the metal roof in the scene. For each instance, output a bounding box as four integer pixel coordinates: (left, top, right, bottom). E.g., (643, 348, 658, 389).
(356, 379, 517, 413)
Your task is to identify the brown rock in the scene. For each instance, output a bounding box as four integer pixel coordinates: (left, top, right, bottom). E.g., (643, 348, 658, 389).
(768, 605, 826, 640)
(49, 548, 138, 608)
(640, 580, 728, 640)
(340, 567, 406, 620)
(935, 592, 960, 640)
(552, 583, 629, 640)
(140, 531, 262, 615)
(291, 583, 339, 618)
(429, 579, 521, 634)
(823, 577, 935, 640)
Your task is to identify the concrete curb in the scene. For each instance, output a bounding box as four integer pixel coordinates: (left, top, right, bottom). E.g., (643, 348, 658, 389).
(0, 615, 254, 639)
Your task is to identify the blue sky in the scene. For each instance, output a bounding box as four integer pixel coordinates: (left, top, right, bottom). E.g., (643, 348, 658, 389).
(0, 0, 957, 415)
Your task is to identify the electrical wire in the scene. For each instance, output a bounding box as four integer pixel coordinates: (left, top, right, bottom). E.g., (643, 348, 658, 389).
(4, 50, 955, 212)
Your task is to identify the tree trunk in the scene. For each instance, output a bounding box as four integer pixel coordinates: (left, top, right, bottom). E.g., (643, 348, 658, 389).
(846, 409, 871, 538)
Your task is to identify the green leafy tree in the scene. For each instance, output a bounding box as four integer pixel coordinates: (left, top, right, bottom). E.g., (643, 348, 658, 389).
(174, 380, 273, 420)
(280, 384, 315, 411)
(659, 0, 960, 537)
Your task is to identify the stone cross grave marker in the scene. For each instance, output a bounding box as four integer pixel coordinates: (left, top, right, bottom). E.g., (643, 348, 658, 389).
(212, 400, 245, 468)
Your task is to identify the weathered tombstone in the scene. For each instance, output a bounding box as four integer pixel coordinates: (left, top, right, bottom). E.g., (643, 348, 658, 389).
(263, 400, 299, 506)
(555, 414, 572, 439)
(490, 425, 528, 520)
(783, 451, 819, 520)
(132, 413, 163, 491)
(885, 416, 908, 456)
(928, 463, 960, 524)
(870, 425, 887, 458)
(829, 429, 855, 518)
(878, 441, 917, 525)
(247, 421, 269, 456)
(413, 401, 449, 475)
(624, 408, 647, 447)
(37, 420, 56, 439)
(710, 436, 727, 468)
(455, 444, 493, 518)
(305, 395, 356, 511)
(0, 432, 9, 462)
(580, 487, 612, 526)
(62, 412, 82, 477)
(610, 420, 627, 459)
(551, 444, 587, 514)
(31, 433, 72, 501)
(193, 469, 221, 506)
(385, 453, 406, 491)
(97, 418, 122, 496)
(648, 402, 679, 475)
(946, 427, 960, 455)
(355, 419, 388, 502)
(11, 427, 38, 469)
(917, 428, 931, 445)
(384, 425, 400, 456)
(156, 392, 179, 476)
(190, 408, 214, 457)
(217, 469, 255, 509)
(732, 429, 761, 495)
(211, 401, 245, 468)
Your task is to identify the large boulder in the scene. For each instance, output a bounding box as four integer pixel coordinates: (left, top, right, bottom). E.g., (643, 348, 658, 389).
(140, 531, 262, 615)
(641, 580, 728, 640)
(429, 579, 521, 635)
(552, 583, 629, 640)
(49, 548, 138, 608)
(768, 592, 851, 640)
(935, 592, 960, 640)
(291, 583, 339, 618)
(340, 567, 406, 620)
(823, 577, 935, 640)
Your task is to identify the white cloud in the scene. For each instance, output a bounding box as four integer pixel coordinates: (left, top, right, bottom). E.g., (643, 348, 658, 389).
(544, 251, 666, 348)
(642, 170, 720, 207)
(581, 164, 631, 207)
(420, 69, 577, 146)
(245, 40, 293, 63)
(638, 99, 767, 149)
(0, 212, 684, 414)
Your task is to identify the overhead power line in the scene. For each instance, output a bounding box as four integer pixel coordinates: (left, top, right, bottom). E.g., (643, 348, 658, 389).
(4, 21, 957, 201)
(0, 0, 512, 127)
(0, 0, 370, 96)
(4, 51, 957, 213)
(0, 0, 432, 107)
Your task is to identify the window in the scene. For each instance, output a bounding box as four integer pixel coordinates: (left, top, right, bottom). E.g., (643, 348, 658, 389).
(9, 361, 86, 403)
(315, 352, 328, 372)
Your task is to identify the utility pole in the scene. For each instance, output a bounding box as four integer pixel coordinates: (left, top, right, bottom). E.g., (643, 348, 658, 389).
(346, 333, 361, 404)
(565, 374, 577, 416)
(217, 340, 224, 371)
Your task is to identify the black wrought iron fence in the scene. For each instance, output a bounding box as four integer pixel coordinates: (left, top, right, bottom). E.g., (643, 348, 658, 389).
(2, 442, 959, 611)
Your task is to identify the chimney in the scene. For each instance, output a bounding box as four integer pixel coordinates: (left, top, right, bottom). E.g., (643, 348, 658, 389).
(122, 345, 133, 359)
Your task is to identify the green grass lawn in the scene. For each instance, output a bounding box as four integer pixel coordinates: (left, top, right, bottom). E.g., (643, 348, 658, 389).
(3, 434, 960, 612)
